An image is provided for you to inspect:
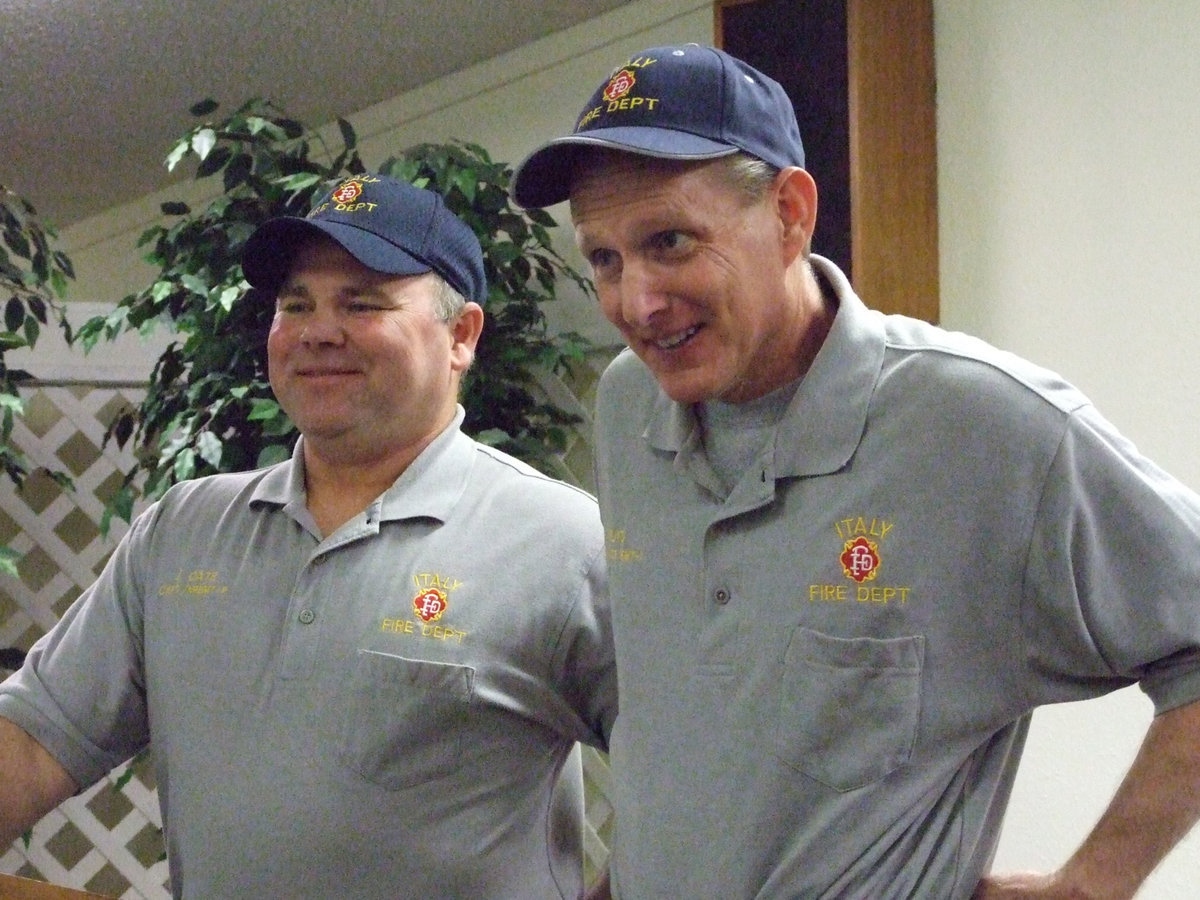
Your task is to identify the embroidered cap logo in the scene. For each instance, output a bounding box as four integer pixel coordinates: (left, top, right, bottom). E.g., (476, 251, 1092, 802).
(602, 69, 636, 103)
(330, 180, 363, 206)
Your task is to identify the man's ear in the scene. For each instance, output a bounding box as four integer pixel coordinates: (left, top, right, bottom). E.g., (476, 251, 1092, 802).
(774, 167, 818, 265)
(450, 302, 485, 373)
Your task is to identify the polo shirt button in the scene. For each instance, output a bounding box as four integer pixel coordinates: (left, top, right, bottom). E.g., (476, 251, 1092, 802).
(298, 608, 316, 625)
(715, 589, 730, 605)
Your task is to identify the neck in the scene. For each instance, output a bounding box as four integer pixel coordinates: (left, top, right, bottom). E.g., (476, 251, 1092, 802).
(300, 427, 445, 537)
(791, 260, 836, 379)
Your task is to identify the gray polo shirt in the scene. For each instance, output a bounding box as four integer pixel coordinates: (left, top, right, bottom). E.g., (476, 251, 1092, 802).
(594, 256, 1200, 899)
(0, 409, 614, 899)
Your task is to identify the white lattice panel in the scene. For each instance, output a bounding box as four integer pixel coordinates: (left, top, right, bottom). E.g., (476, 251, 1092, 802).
(0, 384, 170, 898)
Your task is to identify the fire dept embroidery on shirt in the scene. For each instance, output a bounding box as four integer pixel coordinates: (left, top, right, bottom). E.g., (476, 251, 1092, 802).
(378, 573, 468, 644)
(808, 516, 913, 607)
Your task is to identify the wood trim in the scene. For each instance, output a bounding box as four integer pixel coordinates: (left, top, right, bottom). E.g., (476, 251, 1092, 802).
(847, 0, 939, 321)
(0, 874, 109, 899)
(715, 0, 939, 322)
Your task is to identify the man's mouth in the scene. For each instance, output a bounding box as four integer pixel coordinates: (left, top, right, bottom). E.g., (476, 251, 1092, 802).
(654, 325, 700, 351)
(298, 367, 359, 378)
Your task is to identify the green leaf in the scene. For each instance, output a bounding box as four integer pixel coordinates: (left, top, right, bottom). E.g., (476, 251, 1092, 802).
(195, 146, 233, 179)
(215, 285, 240, 312)
(22, 315, 39, 347)
(190, 98, 220, 117)
(0, 544, 21, 577)
(222, 152, 253, 193)
(247, 398, 282, 421)
(100, 486, 136, 536)
(257, 444, 291, 468)
(279, 173, 323, 192)
(261, 414, 295, 437)
(173, 447, 196, 482)
(473, 427, 511, 447)
(164, 141, 190, 171)
(4, 297, 23, 332)
(195, 431, 223, 468)
(0, 332, 26, 351)
(191, 128, 218, 161)
(181, 274, 209, 297)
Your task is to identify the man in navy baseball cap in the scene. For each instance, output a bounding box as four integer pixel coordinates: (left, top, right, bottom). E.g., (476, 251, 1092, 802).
(0, 168, 617, 898)
(514, 43, 1200, 900)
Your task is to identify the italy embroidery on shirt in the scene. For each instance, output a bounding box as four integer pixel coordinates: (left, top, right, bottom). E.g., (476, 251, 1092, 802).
(379, 572, 468, 644)
(809, 516, 913, 607)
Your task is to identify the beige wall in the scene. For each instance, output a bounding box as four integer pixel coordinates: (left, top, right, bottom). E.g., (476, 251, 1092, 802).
(50, 0, 1200, 892)
(937, 2, 1200, 894)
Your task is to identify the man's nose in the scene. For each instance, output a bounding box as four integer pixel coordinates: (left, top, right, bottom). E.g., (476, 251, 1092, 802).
(300, 306, 346, 344)
(618, 264, 670, 328)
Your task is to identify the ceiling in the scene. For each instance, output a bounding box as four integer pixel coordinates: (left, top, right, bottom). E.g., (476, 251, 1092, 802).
(2, 0, 630, 229)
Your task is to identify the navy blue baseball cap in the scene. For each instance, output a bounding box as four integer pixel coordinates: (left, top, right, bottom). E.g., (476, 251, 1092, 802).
(243, 174, 486, 306)
(511, 44, 805, 209)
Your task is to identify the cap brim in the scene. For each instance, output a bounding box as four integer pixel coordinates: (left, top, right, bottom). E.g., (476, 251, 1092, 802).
(242, 218, 433, 294)
(511, 128, 738, 209)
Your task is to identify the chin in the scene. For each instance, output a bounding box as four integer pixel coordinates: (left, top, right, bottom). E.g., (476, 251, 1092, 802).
(656, 377, 719, 405)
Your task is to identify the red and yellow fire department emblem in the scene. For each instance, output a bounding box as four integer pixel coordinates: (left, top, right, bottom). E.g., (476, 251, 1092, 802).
(840, 536, 881, 584)
(603, 69, 637, 103)
(413, 587, 448, 623)
(331, 180, 363, 204)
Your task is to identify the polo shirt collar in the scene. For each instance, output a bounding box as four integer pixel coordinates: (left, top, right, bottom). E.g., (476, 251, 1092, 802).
(248, 406, 473, 524)
(643, 255, 884, 480)
(375, 406, 473, 523)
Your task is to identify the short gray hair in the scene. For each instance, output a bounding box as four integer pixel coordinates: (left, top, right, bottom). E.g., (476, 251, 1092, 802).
(717, 153, 781, 203)
(432, 275, 468, 322)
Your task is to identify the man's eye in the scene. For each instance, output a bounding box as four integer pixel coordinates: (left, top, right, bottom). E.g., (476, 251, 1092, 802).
(652, 231, 691, 254)
(587, 249, 620, 274)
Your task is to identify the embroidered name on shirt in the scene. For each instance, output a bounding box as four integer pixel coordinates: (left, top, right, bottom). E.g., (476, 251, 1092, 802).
(606, 528, 644, 563)
(156, 569, 231, 597)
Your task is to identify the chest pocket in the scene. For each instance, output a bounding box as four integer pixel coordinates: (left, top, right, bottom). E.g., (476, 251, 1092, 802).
(335, 649, 475, 790)
(774, 628, 924, 792)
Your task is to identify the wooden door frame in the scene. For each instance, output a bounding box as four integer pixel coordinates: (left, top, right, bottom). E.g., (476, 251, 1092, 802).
(716, 0, 939, 322)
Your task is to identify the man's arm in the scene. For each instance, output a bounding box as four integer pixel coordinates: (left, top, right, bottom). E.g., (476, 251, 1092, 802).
(975, 697, 1200, 899)
(0, 716, 78, 846)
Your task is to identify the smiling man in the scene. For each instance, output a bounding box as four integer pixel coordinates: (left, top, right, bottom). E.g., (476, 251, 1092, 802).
(0, 175, 615, 899)
(512, 44, 1200, 900)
